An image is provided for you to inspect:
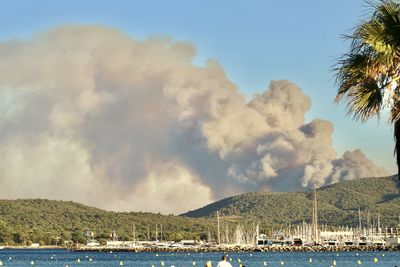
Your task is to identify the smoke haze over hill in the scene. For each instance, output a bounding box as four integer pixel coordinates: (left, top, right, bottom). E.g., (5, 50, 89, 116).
(0, 25, 388, 214)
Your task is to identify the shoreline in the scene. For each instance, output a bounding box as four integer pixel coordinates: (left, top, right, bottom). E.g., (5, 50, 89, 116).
(70, 245, 400, 253)
(1, 245, 399, 253)
(0, 246, 64, 250)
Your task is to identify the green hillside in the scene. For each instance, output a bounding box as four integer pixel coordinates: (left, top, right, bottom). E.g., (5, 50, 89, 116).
(1, 176, 399, 245)
(0, 199, 214, 245)
(183, 176, 400, 227)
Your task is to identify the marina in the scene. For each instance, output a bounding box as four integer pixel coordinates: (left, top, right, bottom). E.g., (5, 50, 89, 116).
(69, 187, 400, 253)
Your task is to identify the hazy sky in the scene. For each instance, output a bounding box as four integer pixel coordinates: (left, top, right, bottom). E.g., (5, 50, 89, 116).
(0, 1, 394, 213)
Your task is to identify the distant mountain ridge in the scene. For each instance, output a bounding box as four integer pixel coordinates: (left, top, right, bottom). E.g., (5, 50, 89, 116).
(183, 176, 400, 227)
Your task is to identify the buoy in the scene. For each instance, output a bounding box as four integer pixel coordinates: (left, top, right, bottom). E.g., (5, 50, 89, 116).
(230, 258, 233, 262)
(264, 261, 267, 266)
(156, 254, 159, 257)
(65, 265, 69, 267)
(77, 258, 81, 263)
(333, 259, 336, 266)
(119, 261, 124, 266)
(192, 261, 196, 265)
(30, 261, 34, 265)
(0, 260, 3, 266)
(280, 260, 284, 265)
(161, 261, 165, 266)
(357, 259, 362, 265)
(382, 254, 385, 257)
(373, 257, 378, 262)
(89, 258, 92, 261)
(309, 258, 312, 263)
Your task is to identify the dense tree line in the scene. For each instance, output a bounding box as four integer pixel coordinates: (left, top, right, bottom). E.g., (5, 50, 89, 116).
(0, 199, 217, 245)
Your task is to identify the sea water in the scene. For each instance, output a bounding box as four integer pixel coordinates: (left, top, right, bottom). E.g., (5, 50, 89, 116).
(0, 249, 399, 266)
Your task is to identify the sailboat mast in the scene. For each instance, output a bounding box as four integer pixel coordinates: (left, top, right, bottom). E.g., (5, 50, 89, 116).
(225, 222, 230, 245)
(155, 223, 158, 242)
(132, 223, 136, 243)
(311, 185, 318, 243)
(255, 222, 260, 247)
(378, 213, 381, 235)
(217, 211, 221, 245)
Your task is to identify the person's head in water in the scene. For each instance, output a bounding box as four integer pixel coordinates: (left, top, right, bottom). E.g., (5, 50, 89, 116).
(221, 255, 227, 261)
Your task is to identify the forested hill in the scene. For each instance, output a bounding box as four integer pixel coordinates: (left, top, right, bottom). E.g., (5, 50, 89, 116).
(0, 176, 399, 245)
(0, 199, 213, 245)
(183, 176, 400, 227)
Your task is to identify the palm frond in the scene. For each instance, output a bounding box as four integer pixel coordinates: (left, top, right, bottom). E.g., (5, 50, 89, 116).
(369, 0, 400, 54)
(345, 80, 383, 121)
(335, 0, 400, 122)
(335, 52, 380, 100)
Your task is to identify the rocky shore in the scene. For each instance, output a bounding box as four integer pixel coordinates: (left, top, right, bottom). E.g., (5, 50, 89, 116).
(71, 245, 400, 253)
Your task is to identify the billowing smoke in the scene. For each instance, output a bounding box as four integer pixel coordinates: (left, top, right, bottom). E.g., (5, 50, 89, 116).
(0, 26, 388, 214)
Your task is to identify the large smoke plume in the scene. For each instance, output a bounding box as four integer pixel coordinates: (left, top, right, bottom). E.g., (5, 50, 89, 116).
(0, 26, 388, 214)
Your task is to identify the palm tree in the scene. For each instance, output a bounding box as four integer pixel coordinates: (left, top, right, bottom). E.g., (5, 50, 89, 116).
(335, 0, 400, 179)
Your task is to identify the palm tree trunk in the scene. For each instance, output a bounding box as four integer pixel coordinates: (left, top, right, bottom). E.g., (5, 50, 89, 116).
(395, 119, 400, 180)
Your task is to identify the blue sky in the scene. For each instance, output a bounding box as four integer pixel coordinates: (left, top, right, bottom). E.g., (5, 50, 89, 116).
(0, 0, 395, 173)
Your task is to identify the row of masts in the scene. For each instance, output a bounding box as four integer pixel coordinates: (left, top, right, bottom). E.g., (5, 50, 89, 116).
(212, 185, 396, 246)
(311, 186, 318, 243)
(100, 186, 397, 245)
(213, 186, 322, 245)
(107, 214, 398, 245)
(109, 222, 165, 243)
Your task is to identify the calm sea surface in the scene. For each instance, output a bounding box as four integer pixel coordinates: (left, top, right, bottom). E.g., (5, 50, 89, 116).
(0, 249, 399, 267)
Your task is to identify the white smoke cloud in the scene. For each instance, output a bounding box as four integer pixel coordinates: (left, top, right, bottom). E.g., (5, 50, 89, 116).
(107, 162, 213, 214)
(0, 25, 389, 214)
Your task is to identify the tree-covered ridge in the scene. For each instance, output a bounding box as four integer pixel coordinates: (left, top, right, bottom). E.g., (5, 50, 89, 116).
(0, 199, 214, 245)
(184, 176, 400, 227)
